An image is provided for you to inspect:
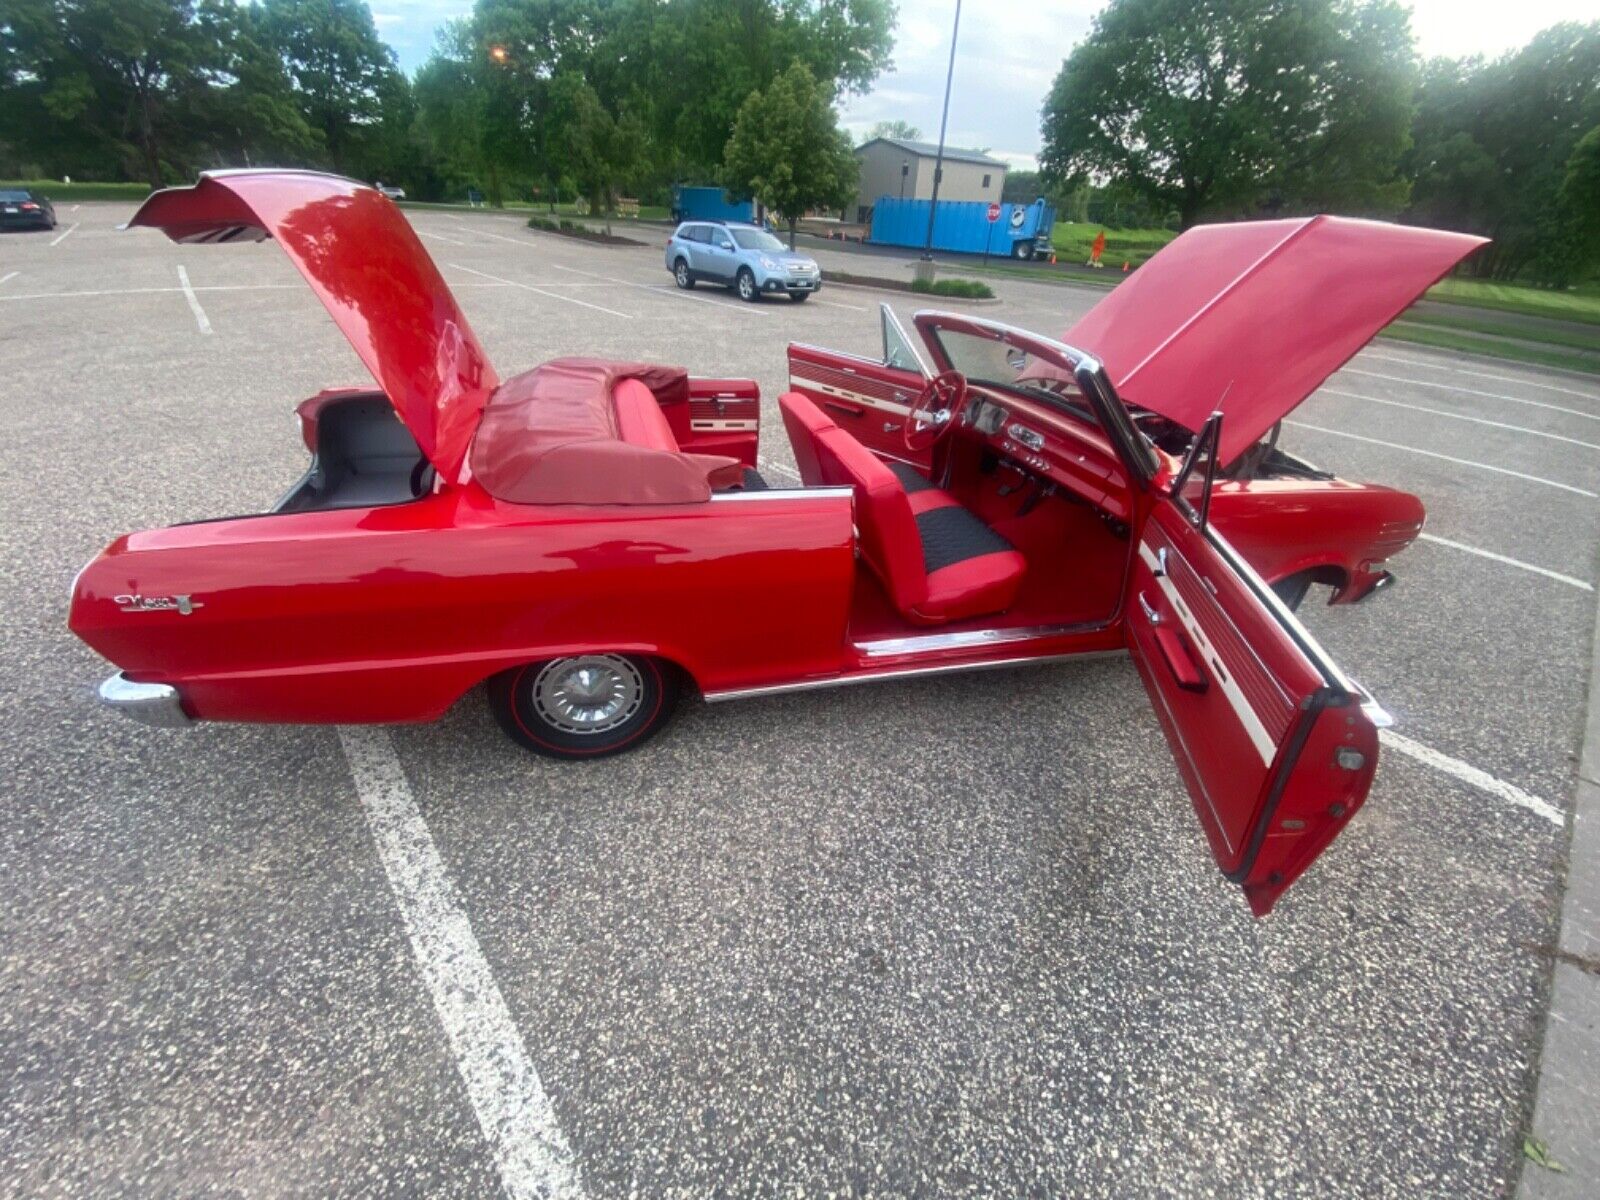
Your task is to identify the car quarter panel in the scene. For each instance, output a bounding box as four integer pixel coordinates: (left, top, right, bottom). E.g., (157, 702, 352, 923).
(1207, 479, 1426, 602)
(69, 488, 857, 724)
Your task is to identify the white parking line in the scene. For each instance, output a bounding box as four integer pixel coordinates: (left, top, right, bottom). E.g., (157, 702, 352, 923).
(810, 296, 869, 312)
(1417, 532, 1594, 591)
(472, 227, 775, 318)
(449, 263, 632, 319)
(1285, 421, 1598, 498)
(1339, 367, 1600, 423)
(337, 727, 586, 1200)
(49, 222, 77, 246)
(1380, 730, 1564, 827)
(758, 457, 802, 482)
(1466, 369, 1600, 403)
(0, 271, 16, 287)
(1320, 388, 1600, 451)
(176, 266, 212, 334)
(417, 229, 470, 247)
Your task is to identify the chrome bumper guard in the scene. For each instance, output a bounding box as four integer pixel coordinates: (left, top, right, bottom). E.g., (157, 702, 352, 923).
(99, 672, 193, 728)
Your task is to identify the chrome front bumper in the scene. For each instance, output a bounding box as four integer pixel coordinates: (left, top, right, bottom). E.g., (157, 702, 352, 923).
(98, 672, 192, 728)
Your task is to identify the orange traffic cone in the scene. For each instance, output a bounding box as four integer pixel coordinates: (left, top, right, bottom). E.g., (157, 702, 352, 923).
(1049, 252, 1057, 264)
(1122, 260, 1130, 272)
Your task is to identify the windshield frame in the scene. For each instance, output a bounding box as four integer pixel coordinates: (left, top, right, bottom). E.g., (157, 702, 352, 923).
(911, 310, 1159, 485)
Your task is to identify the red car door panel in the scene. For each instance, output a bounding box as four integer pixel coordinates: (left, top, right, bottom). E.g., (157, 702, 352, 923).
(682, 377, 760, 467)
(786, 344, 930, 470)
(1128, 499, 1379, 916)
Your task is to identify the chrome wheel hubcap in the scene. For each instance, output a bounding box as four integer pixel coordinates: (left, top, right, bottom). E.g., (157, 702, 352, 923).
(740, 275, 753, 298)
(676, 263, 688, 284)
(530, 655, 644, 735)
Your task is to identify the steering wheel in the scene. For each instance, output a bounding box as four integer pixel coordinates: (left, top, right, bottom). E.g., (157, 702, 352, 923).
(904, 369, 968, 453)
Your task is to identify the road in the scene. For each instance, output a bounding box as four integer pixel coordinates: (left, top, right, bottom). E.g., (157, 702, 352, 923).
(1, 202, 1595, 1198)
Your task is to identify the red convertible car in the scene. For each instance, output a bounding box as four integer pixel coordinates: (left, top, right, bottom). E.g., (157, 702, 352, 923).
(793, 303, 1428, 614)
(70, 171, 1483, 914)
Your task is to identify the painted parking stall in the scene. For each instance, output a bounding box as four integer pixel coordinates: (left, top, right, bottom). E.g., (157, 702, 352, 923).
(4, 198, 1597, 1196)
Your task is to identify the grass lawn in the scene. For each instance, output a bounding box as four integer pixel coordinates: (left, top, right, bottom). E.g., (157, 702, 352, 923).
(0, 179, 150, 201)
(1379, 321, 1599, 375)
(1050, 220, 1177, 267)
(1424, 278, 1600, 325)
(1399, 305, 1600, 352)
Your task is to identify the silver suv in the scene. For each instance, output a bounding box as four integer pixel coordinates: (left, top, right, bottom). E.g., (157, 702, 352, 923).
(665, 221, 823, 303)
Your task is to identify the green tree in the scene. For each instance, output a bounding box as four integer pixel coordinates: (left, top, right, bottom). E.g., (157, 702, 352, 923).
(723, 60, 858, 247)
(2, 0, 236, 186)
(258, 0, 399, 173)
(547, 71, 643, 231)
(1559, 125, 1600, 276)
(867, 119, 920, 141)
(1040, 0, 1416, 227)
(1406, 22, 1600, 282)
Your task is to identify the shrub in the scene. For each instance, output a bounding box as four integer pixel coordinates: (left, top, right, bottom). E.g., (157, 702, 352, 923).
(910, 276, 995, 299)
(527, 215, 560, 232)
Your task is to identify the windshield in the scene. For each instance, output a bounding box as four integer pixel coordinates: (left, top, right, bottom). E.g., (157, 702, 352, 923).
(731, 227, 786, 251)
(930, 328, 1091, 412)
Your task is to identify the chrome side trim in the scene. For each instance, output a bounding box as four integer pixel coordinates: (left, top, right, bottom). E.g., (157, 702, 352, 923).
(853, 622, 1098, 658)
(98, 672, 193, 728)
(702, 649, 1124, 703)
(708, 486, 853, 503)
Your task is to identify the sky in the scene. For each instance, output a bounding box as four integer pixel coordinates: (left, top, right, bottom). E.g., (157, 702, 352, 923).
(375, 1, 1599, 171)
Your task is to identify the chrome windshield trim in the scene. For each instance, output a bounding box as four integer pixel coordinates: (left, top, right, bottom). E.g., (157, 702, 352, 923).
(703, 650, 1124, 703)
(881, 302, 934, 380)
(98, 672, 193, 727)
(853, 622, 1102, 658)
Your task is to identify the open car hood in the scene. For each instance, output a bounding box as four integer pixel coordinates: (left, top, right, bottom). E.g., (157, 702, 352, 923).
(1060, 216, 1486, 466)
(126, 170, 498, 482)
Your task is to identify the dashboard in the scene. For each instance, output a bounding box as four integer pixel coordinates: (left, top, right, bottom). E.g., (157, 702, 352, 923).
(966, 392, 1131, 521)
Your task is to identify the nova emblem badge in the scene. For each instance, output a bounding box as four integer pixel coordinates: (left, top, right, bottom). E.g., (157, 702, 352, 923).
(115, 593, 205, 615)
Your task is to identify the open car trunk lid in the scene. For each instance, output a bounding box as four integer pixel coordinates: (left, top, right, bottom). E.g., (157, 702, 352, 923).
(1061, 216, 1486, 467)
(126, 170, 498, 483)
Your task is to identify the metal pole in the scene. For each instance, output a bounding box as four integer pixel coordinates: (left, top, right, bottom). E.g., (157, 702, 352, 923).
(921, 0, 962, 262)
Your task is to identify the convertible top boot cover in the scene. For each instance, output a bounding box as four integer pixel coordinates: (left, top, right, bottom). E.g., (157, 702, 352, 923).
(469, 357, 742, 505)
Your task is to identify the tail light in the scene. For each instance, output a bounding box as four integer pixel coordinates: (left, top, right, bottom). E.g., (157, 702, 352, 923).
(20, 202, 39, 211)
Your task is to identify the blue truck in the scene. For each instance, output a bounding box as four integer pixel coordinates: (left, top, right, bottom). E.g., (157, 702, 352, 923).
(867, 197, 1056, 260)
(671, 185, 759, 224)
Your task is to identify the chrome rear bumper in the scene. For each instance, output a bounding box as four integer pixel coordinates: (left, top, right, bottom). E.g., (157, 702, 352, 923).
(98, 672, 192, 728)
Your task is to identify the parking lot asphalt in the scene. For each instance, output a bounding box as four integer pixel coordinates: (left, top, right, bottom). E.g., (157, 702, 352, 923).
(2, 203, 1597, 1198)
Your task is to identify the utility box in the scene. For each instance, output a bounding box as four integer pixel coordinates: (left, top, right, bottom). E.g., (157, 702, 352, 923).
(671, 185, 758, 224)
(868, 197, 1055, 260)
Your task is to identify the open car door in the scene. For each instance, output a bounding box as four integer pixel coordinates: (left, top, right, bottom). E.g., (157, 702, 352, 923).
(1127, 416, 1382, 916)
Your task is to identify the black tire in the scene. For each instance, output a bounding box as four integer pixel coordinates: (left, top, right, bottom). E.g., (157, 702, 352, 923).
(488, 654, 677, 760)
(673, 258, 694, 289)
(790, 291, 811, 303)
(1272, 573, 1315, 612)
(1012, 239, 1033, 260)
(736, 268, 759, 302)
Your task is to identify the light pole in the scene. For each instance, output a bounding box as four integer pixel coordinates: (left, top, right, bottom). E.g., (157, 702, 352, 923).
(921, 0, 961, 261)
(900, 160, 908, 199)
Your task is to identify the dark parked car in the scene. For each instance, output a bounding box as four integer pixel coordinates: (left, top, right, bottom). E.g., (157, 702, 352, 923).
(0, 188, 56, 231)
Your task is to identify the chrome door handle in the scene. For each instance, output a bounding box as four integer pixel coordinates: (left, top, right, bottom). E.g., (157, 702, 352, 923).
(1154, 547, 1169, 577)
(1138, 592, 1161, 625)
(882, 421, 902, 432)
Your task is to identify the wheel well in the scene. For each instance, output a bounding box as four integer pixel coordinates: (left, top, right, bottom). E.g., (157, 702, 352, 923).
(1278, 564, 1349, 597)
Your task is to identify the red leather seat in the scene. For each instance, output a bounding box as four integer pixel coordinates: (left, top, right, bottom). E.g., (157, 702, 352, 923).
(778, 392, 1026, 625)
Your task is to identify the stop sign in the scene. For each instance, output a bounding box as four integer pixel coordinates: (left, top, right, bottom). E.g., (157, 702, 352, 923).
(986, 202, 1001, 223)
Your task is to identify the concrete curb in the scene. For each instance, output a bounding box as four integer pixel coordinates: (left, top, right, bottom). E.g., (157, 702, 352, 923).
(822, 277, 1003, 305)
(1521, 582, 1600, 1197)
